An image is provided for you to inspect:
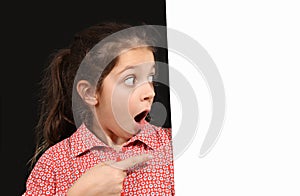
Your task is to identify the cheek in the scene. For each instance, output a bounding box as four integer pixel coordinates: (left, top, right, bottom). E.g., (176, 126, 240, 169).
(128, 92, 140, 114)
(111, 86, 133, 115)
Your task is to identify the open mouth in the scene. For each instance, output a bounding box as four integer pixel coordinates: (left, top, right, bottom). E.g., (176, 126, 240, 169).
(134, 110, 149, 124)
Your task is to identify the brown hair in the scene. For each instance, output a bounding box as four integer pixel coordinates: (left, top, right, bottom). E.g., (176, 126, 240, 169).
(30, 22, 156, 167)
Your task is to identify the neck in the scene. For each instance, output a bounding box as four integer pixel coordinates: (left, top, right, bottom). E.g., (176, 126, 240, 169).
(91, 123, 127, 151)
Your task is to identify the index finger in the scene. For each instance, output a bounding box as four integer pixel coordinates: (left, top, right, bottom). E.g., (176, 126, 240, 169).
(110, 154, 153, 171)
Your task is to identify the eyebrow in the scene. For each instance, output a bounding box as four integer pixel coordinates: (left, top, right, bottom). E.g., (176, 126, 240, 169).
(116, 63, 156, 75)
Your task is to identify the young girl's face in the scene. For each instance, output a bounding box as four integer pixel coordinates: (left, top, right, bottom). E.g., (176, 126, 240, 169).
(95, 47, 156, 142)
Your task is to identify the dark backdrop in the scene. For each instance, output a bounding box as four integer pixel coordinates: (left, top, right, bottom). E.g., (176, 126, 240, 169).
(1, 1, 170, 195)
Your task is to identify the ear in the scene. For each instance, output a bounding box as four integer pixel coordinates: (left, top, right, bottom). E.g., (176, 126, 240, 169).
(76, 80, 98, 106)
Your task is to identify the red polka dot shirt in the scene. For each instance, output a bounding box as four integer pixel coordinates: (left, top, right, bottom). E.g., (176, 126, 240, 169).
(23, 123, 175, 195)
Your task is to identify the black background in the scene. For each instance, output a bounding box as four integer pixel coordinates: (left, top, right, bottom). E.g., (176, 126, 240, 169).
(1, 1, 170, 195)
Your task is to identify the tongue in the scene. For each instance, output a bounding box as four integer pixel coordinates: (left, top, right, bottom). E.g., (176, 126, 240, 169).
(140, 119, 147, 125)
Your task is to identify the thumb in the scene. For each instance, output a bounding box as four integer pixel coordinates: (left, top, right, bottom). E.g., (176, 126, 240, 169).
(109, 153, 153, 171)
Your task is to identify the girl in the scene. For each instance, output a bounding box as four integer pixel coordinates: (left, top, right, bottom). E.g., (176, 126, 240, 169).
(23, 22, 175, 195)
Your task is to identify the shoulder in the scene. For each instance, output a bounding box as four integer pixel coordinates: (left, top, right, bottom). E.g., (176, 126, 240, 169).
(34, 137, 71, 169)
(24, 137, 72, 195)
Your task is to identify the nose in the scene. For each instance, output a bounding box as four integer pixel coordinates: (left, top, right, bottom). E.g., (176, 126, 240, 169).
(139, 82, 155, 102)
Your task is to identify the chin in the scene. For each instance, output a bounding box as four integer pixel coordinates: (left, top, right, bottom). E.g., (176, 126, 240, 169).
(121, 123, 142, 138)
(116, 117, 147, 139)
(127, 126, 141, 136)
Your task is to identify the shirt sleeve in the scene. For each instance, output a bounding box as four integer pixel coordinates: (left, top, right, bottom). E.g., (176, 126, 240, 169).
(22, 149, 57, 195)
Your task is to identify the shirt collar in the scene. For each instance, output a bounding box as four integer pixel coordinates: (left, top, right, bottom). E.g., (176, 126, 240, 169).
(69, 123, 159, 157)
(125, 123, 159, 150)
(69, 123, 108, 157)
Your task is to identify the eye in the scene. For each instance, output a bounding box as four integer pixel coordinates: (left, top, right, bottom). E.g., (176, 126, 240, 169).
(124, 76, 136, 86)
(148, 75, 154, 83)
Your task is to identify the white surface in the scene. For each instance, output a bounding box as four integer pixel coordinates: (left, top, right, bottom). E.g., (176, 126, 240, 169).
(166, 0, 300, 195)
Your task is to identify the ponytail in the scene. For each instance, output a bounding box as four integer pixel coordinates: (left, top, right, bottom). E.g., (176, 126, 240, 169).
(29, 49, 76, 168)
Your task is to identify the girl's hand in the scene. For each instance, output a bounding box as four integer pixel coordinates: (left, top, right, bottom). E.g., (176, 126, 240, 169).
(67, 154, 152, 196)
